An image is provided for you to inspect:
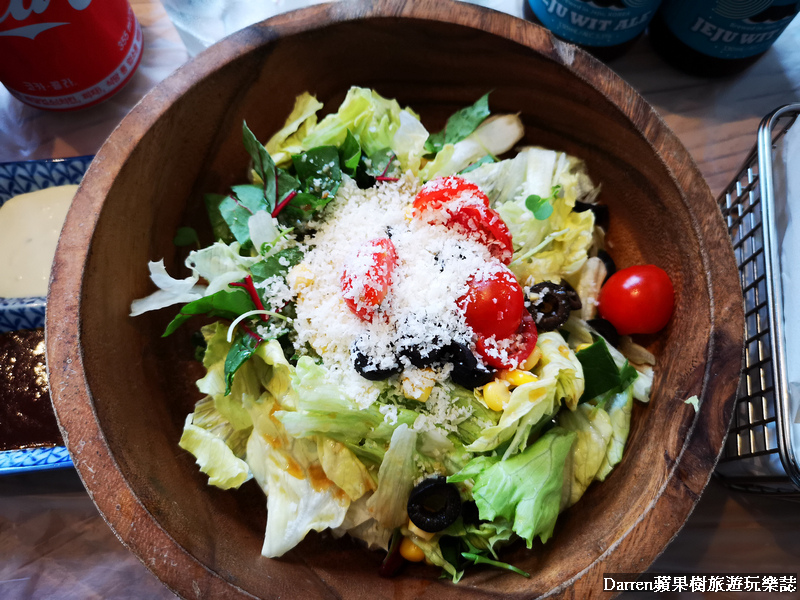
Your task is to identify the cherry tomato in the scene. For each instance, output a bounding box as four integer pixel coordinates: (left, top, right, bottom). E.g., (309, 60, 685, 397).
(476, 313, 538, 370)
(412, 176, 489, 214)
(341, 237, 398, 322)
(597, 264, 675, 335)
(460, 266, 525, 339)
(447, 203, 514, 265)
(413, 177, 513, 264)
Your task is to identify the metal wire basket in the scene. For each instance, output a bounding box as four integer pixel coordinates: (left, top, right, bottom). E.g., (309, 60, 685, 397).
(715, 103, 800, 495)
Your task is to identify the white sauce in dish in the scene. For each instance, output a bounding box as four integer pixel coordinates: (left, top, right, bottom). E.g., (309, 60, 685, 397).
(0, 184, 78, 298)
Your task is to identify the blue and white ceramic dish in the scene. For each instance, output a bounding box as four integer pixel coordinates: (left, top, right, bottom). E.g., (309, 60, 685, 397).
(0, 156, 91, 474)
(0, 156, 92, 333)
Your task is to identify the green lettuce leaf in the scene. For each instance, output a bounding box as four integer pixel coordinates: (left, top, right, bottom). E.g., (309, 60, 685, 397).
(277, 358, 416, 448)
(557, 403, 613, 507)
(163, 288, 254, 337)
(452, 427, 576, 547)
(465, 331, 580, 455)
(316, 436, 375, 502)
(595, 386, 634, 481)
(283, 87, 411, 160)
(575, 338, 636, 403)
(178, 394, 252, 489)
(365, 423, 418, 529)
(265, 92, 324, 167)
(424, 93, 491, 154)
(179, 414, 252, 489)
(246, 394, 350, 558)
(536, 331, 584, 411)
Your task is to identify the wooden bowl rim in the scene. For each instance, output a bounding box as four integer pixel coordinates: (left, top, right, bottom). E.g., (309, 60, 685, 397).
(46, 1, 744, 598)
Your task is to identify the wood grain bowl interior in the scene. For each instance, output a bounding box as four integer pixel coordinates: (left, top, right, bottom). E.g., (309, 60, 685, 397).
(46, 1, 744, 599)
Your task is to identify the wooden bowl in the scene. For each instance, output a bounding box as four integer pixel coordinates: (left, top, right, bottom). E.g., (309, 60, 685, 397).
(47, 1, 744, 598)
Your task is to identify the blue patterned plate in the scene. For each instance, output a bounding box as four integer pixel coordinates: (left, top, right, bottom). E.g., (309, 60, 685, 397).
(0, 156, 92, 473)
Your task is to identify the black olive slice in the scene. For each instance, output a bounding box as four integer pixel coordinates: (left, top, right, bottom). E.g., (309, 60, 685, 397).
(525, 282, 573, 332)
(407, 476, 462, 533)
(397, 340, 447, 369)
(444, 342, 495, 389)
(352, 336, 401, 381)
(588, 318, 620, 347)
(353, 352, 402, 380)
(559, 279, 583, 311)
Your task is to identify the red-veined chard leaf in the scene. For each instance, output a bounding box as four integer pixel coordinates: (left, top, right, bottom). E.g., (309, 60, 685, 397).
(277, 191, 331, 224)
(173, 226, 200, 248)
(204, 193, 236, 244)
(163, 288, 255, 337)
(339, 130, 362, 176)
(424, 93, 491, 155)
(250, 247, 304, 283)
(576, 339, 637, 404)
(224, 328, 262, 395)
(361, 148, 401, 180)
(242, 121, 277, 203)
(292, 146, 342, 199)
(459, 154, 497, 174)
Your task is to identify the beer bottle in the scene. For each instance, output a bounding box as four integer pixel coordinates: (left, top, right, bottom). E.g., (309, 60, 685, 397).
(524, 0, 664, 61)
(649, 0, 800, 76)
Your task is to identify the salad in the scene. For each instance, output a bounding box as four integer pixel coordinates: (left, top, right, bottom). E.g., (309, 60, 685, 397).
(131, 87, 669, 581)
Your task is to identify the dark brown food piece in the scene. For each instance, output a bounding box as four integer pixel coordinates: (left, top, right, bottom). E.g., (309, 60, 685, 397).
(0, 328, 63, 451)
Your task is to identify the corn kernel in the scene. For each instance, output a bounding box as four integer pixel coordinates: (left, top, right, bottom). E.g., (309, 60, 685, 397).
(402, 369, 435, 402)
(288, 262, 314, 290)
(521, 347, 542, 371)
(399, 536, 426, 562)
(404, 204, 416, 221)
(500, 369, 538, 388)
(482, 380, 511, 412)
(575, 342, 593, 352)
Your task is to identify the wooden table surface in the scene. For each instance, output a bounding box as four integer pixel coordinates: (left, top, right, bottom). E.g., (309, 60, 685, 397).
(1, 1, 799, 599)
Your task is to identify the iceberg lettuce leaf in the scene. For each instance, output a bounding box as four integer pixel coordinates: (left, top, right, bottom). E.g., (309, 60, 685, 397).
(316, 436, 375, 502)
(129, 260, 206, 317)
(179, 417, 252, 490)
(454, 427, 576, 547)
(246, 394, 350, 558)
(595, 386, 634, 481)
(286, 87, 413, 161)
(557, 403, 613, 507)
(265, 92, 324, 167)
(536, 331, 584, 411)
(366, 423, 418, 529)
(330, 495, 391, 551)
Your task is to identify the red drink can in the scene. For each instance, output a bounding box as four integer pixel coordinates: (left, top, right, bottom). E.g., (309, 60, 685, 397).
(0, 0, 143, 111)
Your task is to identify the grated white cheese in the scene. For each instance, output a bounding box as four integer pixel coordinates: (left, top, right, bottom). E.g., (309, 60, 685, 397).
(290, 173, 500, 410)
(379, 404, 399, 425)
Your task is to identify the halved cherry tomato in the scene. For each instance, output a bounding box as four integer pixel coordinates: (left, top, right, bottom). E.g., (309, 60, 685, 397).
(597, 264, 674, 335)
(447, 203, 514, 265)
(412, 176, 489, 214)
(341, 237, 398, 322)
(476, 313, 538, 370)
(413, 176, 513, 264)
(460, 266, 525, 340)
